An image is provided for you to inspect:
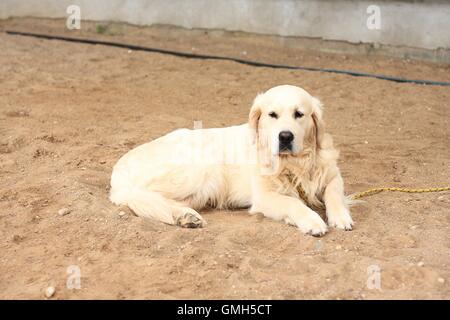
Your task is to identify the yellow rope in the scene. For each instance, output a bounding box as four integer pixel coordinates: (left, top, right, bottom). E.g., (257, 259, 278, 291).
(286, 170, 449, 204)
(351, 186, 450, 200)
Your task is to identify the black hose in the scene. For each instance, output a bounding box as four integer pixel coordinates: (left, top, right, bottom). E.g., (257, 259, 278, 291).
(6, 30, 450, 87)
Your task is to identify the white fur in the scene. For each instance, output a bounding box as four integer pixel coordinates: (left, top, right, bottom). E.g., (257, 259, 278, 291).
(110, 85, 353, 235)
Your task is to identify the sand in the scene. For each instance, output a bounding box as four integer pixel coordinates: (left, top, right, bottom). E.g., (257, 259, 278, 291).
(0, 18, 449, 299)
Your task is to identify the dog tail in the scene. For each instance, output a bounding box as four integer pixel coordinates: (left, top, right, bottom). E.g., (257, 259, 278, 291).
(109, 168, 175, 225)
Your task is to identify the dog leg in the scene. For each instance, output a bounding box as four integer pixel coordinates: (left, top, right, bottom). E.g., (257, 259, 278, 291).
(250, 192, 327, 236)
(113, 186, 207, 228)
(323, 175, 354, 230)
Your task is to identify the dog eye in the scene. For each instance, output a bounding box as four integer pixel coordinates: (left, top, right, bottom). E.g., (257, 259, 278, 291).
(294, 111, 304, 119)
(268, 112, 278, 119)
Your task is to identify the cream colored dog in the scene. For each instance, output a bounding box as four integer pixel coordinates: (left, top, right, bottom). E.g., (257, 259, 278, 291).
(110, 85, 353, 236)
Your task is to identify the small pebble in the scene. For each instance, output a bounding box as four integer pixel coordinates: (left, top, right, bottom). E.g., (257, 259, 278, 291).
(12, 234, 24, 243)
(437, 277, 445, 284)
(335, 245, 342, 250)
(45, 286, 55, 298)
(118, 211, 126, 217)
(58, 208, 71, 216)
(417, 261, 425, 267)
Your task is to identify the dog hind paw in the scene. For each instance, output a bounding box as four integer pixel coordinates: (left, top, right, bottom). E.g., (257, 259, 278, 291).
(176, 211, 206, 228)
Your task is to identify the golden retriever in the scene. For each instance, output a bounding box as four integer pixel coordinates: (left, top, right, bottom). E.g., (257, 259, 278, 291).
(110, 85, 353, 236)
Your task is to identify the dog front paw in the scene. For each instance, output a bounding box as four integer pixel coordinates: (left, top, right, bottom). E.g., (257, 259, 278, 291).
(296, 210, 328, 237)
(327, 208, 354, 230)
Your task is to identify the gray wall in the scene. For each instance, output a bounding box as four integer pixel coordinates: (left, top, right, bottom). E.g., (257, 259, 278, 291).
(1, 0, 449, 50)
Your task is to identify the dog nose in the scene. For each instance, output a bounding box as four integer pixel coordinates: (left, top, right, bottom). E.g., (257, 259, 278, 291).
(279, 131, 294, 144)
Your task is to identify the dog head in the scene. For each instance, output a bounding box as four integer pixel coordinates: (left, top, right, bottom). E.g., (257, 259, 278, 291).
(249, 85, 324, 170)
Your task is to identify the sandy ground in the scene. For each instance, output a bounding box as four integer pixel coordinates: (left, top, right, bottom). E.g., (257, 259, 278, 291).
(0, 18, 449, 300)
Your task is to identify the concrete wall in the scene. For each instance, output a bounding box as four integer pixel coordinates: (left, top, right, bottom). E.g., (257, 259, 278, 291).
(1, 0, 449, 50)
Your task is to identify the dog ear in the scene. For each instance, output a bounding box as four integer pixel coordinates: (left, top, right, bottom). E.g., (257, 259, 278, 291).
(311, 97, 325, 150)
(248, 93, 263, 144)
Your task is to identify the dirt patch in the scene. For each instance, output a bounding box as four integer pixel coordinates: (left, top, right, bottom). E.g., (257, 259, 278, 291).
(0, 18, 449, 299)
